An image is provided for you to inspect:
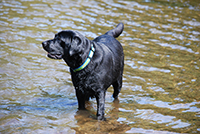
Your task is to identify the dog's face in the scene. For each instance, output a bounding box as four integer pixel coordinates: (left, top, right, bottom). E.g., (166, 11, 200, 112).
(42, 30, 89, 67)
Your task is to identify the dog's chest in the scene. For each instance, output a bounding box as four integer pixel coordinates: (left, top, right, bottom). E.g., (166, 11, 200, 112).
(71, 72, 101, 93)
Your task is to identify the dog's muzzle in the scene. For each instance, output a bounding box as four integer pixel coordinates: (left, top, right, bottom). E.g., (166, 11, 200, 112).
(42, 41, 63, 59)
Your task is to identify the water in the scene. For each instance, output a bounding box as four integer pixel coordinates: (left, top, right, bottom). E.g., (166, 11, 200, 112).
(0, 0, 200, 133)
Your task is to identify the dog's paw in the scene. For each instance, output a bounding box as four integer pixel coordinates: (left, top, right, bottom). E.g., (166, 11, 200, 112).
(97, 115, 106, 121)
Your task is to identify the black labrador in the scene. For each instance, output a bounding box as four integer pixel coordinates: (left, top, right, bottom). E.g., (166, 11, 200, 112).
(42, 23, 124, 120)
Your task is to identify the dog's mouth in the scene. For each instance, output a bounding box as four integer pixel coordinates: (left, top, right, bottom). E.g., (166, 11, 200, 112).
(47, 53, 63, 59)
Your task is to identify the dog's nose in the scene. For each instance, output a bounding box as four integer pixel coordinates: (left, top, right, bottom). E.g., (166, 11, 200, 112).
(42, 41, 48, 48)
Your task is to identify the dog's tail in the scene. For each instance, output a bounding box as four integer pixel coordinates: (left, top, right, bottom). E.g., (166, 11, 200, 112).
(105, 22, 124, 38)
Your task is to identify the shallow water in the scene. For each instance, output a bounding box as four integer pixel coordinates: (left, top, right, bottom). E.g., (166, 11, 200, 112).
(0, 0, 200, 133)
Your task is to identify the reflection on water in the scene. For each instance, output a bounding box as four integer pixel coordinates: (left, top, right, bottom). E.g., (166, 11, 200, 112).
(0, 0, 200, 133)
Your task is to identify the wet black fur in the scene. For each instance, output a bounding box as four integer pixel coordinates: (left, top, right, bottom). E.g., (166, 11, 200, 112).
(42, 23, 124, 120)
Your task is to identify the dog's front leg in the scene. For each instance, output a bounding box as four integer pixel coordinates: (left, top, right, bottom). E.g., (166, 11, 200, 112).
(96, 91, 106, 120)
(76, 89, 86, 110)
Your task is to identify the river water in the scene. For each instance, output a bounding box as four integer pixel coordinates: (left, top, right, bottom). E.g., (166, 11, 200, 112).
(0, 0, 200, 133)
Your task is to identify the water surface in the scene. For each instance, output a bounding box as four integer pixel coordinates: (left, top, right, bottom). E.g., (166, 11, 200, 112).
(0, 0, 200, 133)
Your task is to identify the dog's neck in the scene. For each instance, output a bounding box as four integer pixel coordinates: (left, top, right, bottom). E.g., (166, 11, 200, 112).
(72, 43, 95, 72)
(62, 41, 95, 72)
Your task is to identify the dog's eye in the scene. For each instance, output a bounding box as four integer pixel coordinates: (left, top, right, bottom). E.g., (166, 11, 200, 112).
(56, 36, 64, 43)
(55, 34, 61, 40)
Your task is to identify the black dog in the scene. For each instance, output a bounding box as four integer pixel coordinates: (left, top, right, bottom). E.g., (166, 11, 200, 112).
(42, 23, 124, 120)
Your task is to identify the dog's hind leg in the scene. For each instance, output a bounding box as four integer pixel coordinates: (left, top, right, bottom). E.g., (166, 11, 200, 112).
(112, 75, 123, 99)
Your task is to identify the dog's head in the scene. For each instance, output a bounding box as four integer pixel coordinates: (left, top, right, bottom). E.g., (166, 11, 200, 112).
(42, 30, 90, 67)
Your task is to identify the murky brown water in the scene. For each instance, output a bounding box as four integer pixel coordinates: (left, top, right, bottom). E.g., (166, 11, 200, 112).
(0, 0, 200, 133)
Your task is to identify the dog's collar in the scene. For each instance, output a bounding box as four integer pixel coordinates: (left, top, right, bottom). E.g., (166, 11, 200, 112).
(72, 44, 95, 72)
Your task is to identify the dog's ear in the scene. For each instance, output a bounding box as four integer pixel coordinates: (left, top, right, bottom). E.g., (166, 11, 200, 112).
(72, 36, 82, 46)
